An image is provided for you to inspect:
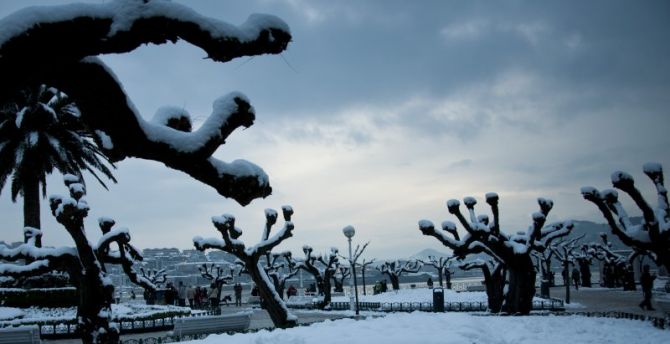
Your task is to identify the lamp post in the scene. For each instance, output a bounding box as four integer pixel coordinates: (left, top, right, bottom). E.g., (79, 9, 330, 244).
(342, 225, 360, 315)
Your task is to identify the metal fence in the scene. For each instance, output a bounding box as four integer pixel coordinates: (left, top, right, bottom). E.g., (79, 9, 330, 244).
(14, 309, 218, 339)
(321, 299, 565, 312)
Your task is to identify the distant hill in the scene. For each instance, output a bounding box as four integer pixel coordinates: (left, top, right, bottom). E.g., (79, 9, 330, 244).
(567, 218, 638, 250)
(409, 248, 452, 260)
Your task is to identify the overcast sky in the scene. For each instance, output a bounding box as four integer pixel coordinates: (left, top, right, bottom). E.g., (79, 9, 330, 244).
(1, 0, 669, 260)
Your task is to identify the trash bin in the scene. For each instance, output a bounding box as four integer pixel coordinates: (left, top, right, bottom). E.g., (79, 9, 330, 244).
(432, 287, 444, 312)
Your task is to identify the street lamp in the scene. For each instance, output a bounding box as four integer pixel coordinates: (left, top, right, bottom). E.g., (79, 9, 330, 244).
(342, 225, 360, 316)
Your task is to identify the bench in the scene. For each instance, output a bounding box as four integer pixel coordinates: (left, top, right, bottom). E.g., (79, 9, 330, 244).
(247, 296, 261, 305)
(172, 312, 252, 338)
(465, 285, 486, 292)
(0, 325, 41, 344)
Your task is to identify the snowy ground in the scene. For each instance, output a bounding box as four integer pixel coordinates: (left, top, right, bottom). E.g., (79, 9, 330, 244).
(327, 288, 542, 304)
(0, 303, 190, 326)
(188, 312, 670, 344)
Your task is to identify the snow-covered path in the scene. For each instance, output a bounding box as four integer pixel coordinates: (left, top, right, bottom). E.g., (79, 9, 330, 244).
(189, 312, 669, 344)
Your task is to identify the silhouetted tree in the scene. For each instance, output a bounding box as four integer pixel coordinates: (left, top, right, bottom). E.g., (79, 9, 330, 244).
(200, 263, 234, 300)
(0, 176, 157, 344)
(459, 259, 506, 313)
(419, 193, 572, 314)
(0, 0, 292, 206)
(356, 258, 375, 295)
(582, 162, 669, 272)
(420, 255, 454, 288)
(193, 206, 297, 328)
(0, 85, 115, 246)
(377, 260, 423, 290)
(297, 246, 340, 309)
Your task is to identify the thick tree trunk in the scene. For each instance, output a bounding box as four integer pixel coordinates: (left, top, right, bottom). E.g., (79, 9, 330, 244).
(483, 269, 505, 314)
(321, 277, 333, 308)
(389, 275, 400, 290)
(578, 260, 592, 288)
(361, 270, 367, 295)
(77, 272, 117, 344)
(22, 172, 41, 247)
(437, 269, 443, 287)
(248, 267, 296, 328)
(504, 260, 536, 315)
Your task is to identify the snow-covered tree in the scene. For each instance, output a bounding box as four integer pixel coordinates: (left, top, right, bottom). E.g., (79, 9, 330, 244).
(263, 251, 299, 300)
(586, 234, 635, 290)
(193, 206, 296, 328)
(376, 260, 423, 290)
(199, 263, 234, 300)
(419, 193, 572, 314)
(549, 235, 583, 303)
(0, 0, 292, 206)
(0, 175, 157, 344)
(139, 267, 167, 287)
(419, 255, 454, 288)
(0, 85, 115, 246)
(296, 246, 340, 309)
(581, 162, 670, 272)
(332, 266, 351, 293)
(459, 259, 505, 313)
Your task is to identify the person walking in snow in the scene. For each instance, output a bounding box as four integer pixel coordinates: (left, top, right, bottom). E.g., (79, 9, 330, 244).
(427, 277, 434, 289)
(571, 267, 580, 290)
(639, 265, 656, 310)
(234, 283, 243, 306)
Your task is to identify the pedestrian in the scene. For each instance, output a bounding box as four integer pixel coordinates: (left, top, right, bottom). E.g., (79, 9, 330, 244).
(187, 285, 195, 308)
(571, 267, 580, 290)
(234, 283, 243, 306)
(177, 281, 187, 307)
(381, 279, 388, 293)
(639, 265, 656, 310)
(287, 284, 297, 299)
(165, 282, 175, 305)
(427, 277, 434, 289)
(209, 283, 220, 310)
(130, 290, 136, 300)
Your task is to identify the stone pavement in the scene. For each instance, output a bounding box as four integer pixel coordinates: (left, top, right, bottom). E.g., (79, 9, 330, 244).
(549, 286, 667, 318)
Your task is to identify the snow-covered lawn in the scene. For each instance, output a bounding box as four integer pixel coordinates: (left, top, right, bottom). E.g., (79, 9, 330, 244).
(188, 312, 669, 344)
(0, 303, 190, 326)
(327, 288, 543, 304)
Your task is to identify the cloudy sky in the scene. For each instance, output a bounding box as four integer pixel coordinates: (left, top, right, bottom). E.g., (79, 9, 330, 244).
(1, 0, 669, 259)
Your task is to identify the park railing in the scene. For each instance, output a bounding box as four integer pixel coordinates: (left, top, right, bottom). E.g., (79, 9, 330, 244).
(5, 309, 216, 339)
(319, 298, 565, 312)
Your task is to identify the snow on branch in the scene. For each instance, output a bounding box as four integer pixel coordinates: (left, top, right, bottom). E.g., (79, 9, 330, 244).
(420, 194, 572, 261)
(582, 162, 669, 270)
(0, 0, 293, 205)
(193, 205, 297, 328)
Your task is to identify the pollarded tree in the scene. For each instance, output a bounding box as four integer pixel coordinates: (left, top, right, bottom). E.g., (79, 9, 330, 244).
(332, 266, 351, 293)
(581, 162, 670, 272)
(376, 260, 423, 291)
(262, 251, 299, 300)
(297, 246, 340, 309)
(0, 0, 292, 206)
(587, 234, 635, 290)
(549, 235, 583, 303)
(459, 259, 506, 313)
(199, 263, 234, 301)
(193, 206, 297, 328)
(0, 175, 158, 344)
(420, 255, 454, 288)
(0, 85, 116, 246)
(419, 193, 572, 314)
(139, 267, 167, 287)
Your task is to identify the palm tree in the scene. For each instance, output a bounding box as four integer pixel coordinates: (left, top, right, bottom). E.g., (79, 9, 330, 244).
(0, 85, 116, 246)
